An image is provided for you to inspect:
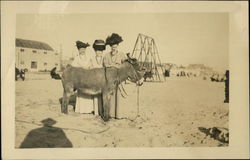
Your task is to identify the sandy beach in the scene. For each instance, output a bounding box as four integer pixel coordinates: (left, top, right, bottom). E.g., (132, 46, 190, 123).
(15, 73, 228, 148)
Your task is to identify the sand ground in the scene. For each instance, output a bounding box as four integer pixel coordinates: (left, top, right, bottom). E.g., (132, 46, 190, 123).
(15, 73, 228, 148)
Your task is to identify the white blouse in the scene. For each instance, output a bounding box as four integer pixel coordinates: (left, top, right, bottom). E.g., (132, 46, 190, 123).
(92, 55, 104, 68)
(71, 53, 94, 69)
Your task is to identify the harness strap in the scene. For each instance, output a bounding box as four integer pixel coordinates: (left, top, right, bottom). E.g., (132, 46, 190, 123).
(118, 85, 128, 98)
(119, 83, 128, 97)
(115, 67, 128, 98)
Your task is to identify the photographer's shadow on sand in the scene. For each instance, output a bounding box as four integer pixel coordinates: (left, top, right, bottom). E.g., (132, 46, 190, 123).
(19, 118, 73, 148)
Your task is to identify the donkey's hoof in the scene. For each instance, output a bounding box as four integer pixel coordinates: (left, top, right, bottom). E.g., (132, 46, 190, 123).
(61, 111, 68, 114)
(103, 116, 109, 122)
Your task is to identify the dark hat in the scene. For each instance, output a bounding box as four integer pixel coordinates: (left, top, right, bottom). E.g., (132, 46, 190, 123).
(41, 118, 57, 126)
(93, 39, 106, 51)
(105, 33, 123, 46)
(76, 41, 90, 49)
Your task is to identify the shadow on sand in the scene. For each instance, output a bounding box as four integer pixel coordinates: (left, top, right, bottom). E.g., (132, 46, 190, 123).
(20, 118, 73, 148)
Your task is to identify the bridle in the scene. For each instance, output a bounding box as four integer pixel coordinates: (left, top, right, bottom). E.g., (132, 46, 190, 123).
(103, 59, 143, 98)
(125, 59, 144, 86)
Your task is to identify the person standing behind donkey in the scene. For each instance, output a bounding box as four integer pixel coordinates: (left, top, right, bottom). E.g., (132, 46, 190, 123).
(103, 33, 127, 119)
(91, 39, 106, 116)
(224, 70, 229, 103)
(71, 41, 94, 114)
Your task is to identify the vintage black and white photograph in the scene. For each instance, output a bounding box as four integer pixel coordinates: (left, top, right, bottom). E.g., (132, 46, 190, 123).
(1, 1, 249, 159)
(15, 13, 231, 148)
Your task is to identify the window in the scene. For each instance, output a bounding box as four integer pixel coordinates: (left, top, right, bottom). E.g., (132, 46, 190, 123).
(44, 62, 47, 66)
(31, 61, 37, 69)
(32, 50, 37, 53)
(20, 61, 25, 65)
(20, 49, 25, 52)
(44, 51, 47, 54)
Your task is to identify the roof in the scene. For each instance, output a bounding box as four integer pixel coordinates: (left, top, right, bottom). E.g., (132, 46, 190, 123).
(16, 38, 54, 51)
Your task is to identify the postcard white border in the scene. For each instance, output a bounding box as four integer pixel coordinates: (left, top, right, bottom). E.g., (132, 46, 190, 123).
(1, 1, 249, 159)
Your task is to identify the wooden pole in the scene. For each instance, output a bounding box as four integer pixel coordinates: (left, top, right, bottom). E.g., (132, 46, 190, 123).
(153, 39, 165, 81)
(138, 35, 147, 67)
(131, 34, 140, 58)
(157, 40, 166, 81)
(142, 37, 151, 70)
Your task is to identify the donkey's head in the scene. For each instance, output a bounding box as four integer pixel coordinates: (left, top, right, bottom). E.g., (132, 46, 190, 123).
(125, 53, 146, 86)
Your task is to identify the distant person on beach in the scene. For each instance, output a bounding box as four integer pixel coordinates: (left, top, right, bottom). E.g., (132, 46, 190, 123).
(15, 67, 26, 81)
(224, 70, 229, 103)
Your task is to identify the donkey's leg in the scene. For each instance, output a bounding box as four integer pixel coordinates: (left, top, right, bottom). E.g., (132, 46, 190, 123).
(102, 92, 111, 122)
(62, 84, 74, 114)
(62, 92, 70, 114)
(98, 94, 104, 116)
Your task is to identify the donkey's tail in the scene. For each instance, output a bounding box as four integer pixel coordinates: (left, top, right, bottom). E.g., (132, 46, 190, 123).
(51, 74, 62, 80)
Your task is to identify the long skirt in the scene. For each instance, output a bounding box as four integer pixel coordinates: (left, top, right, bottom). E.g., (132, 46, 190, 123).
(75, 94, 93, 114)
(93, 95, 103, 116)
(110, 82, 138, 119)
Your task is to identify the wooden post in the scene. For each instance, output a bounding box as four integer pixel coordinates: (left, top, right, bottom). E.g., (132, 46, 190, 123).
(153, 39, 166, 81)
(131, 34, 140, 58)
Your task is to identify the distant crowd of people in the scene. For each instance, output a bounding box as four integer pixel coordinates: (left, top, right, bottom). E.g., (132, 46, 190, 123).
(210, 73, 225, 82)
(15, 67, 26, 81)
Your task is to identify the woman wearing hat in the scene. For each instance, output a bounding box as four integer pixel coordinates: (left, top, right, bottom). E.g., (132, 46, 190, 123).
(91, 39, 106, 116)
(72, 41, 93, 69)
(72, 41, 94, 114)
(103, 33, 127, 119)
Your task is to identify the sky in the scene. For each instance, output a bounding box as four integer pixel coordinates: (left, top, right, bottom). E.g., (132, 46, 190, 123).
(16, 13, 229, 70)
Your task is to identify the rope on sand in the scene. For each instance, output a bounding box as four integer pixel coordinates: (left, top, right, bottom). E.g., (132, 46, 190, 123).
(15, 119, 110, 134)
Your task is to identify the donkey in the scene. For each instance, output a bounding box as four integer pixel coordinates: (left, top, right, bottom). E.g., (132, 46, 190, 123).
(61, 57, 145, 121)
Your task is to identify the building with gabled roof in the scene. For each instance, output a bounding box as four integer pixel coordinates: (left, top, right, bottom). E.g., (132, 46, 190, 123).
(16, 38, 54, 51)
(15, 38, 61, 72)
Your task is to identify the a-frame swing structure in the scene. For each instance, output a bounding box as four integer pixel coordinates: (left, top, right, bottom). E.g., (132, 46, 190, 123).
(131, 33, 166, 82)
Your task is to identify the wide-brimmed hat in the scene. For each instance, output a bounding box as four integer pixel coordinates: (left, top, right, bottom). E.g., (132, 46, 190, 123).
(105, 33, 123, 46)
(76, 41, 90, 49)
(93, 39, 106, 51)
